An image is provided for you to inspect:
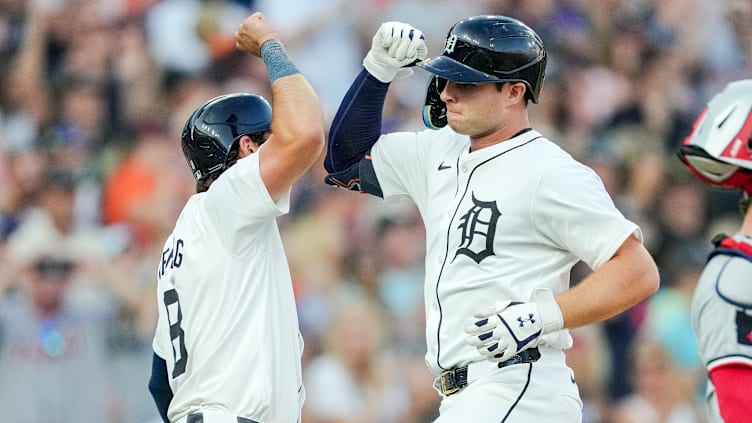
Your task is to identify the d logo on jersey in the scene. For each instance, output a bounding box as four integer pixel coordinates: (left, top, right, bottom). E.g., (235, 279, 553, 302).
(454, 193, 501, 264)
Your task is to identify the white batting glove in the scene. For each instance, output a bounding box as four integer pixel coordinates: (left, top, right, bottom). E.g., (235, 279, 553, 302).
(465, 288, 564, 363)
(363, 21, 428, 83)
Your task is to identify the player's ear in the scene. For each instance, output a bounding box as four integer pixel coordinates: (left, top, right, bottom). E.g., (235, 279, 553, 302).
(237, 135, 259, 157)
(507, 82, 527, 104)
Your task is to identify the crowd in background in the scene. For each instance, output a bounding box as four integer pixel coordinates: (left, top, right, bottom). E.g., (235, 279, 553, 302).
(0, 0, 750, 422)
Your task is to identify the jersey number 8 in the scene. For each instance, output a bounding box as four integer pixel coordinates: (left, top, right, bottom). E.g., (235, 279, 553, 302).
(164, 288, 188, 378)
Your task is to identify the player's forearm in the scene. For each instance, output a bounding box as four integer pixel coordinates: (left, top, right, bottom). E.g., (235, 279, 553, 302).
(269, 74, 325, 154)
(325, 69, 389, 173)
(557, 236, 659, 329)
(261, 40, 324, 159)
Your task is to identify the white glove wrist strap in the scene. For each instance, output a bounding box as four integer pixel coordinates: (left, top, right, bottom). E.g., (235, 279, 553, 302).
(363, 51, 398, 83)
(533, 288, 564, 334)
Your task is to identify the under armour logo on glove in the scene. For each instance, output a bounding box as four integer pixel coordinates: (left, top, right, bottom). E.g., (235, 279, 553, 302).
(465, 289, 564, 363)
(517, 314, 536, 327)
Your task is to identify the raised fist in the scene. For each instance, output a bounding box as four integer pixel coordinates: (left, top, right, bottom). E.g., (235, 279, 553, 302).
(363, 21, 428, 83)
(235, 12, 280, 57)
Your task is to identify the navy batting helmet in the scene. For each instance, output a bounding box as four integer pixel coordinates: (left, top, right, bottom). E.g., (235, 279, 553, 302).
(417, 15, 547, 129)
(181, 93, 272, 183)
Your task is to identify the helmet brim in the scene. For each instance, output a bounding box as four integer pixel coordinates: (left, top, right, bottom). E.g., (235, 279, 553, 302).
(417, 56, 499, 83)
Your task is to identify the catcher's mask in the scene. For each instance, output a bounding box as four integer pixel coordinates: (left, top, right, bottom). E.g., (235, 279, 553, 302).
(678, 79, 752, 194)
(181, 93, 272, 183)
(417, 15, 547, 129)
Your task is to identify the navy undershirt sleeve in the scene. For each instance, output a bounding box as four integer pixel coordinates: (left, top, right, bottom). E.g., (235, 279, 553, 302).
(148, 352, 173, 423)
(324, 69, 390, 173)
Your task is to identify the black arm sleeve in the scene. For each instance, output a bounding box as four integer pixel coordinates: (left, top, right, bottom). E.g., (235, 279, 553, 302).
(324, 69, 390, 173)
(148, 352, 173, 423)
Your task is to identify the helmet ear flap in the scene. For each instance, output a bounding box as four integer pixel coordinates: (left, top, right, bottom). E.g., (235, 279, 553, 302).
(423, 76, 447, 129)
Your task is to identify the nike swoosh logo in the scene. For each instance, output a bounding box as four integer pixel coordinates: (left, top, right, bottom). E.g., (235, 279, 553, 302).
(438, 161, 452, 171)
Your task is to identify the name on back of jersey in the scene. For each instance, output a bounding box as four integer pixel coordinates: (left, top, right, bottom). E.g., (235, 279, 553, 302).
(158, 235, 184, 280)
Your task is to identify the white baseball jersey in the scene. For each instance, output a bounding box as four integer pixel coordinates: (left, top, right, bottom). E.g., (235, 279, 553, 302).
(152, 153, 305, 423)
(690, 233, 752, 423)
(371, 128, 639, 375)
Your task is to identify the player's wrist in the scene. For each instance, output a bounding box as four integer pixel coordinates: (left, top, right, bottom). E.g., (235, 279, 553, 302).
(532, 288, 563, 335)
(363, 50, 398, 83)
(260, 39, 300, 84)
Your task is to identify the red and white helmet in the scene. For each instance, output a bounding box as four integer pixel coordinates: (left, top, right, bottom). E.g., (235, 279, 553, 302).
(678, 79, 752, 194)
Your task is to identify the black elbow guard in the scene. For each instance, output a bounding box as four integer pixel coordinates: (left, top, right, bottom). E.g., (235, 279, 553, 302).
(324, 155, 383, 198)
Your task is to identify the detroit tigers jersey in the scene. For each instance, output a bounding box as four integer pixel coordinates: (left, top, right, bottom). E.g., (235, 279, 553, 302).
(690, 233, 752, 422)
(152, 152, 304, 423)
(370, 128, 640, 375)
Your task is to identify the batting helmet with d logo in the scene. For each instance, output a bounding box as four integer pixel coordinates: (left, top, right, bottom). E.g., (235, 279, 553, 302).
(417, 15, 547, 129)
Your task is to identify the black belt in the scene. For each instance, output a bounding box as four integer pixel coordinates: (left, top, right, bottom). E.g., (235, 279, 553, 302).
(186, 413, 259, 423)
(439, 347, 541, 396)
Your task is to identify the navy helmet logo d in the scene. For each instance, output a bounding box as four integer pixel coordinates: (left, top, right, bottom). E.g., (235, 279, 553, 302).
(444, 34, 458, 54)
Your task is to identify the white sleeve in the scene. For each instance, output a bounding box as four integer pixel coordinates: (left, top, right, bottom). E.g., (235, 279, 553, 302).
(202, 153, 289, 226)
(532, 156, 640, 269)
(369, 130, 432, 203)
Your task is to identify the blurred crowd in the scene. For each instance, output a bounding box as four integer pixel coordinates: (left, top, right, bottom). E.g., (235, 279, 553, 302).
(0, 0, 750, 422)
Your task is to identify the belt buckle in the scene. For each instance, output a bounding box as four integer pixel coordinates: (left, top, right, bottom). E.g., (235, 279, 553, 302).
(440, 370, 459, 396)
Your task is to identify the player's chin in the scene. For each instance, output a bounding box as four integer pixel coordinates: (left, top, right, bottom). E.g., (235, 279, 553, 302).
(446, 114, 468, 134)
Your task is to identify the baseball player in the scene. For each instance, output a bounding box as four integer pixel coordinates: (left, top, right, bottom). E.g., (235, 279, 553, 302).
(677, 79, 752, 423)
(148, 12, 324, 423)
(323, 15, 660, 422)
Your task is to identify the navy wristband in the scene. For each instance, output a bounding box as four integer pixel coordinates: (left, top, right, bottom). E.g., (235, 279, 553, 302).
(260, 40, 300, 84)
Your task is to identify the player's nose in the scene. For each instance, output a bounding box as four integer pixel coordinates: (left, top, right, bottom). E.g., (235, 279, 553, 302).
(440, 81, 456, 103)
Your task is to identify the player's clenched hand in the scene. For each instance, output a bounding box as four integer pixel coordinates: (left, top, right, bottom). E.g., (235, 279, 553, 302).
(363, 21, 428, 83)
(235, 12, 280, 57)
(465, 289, 564, 363)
